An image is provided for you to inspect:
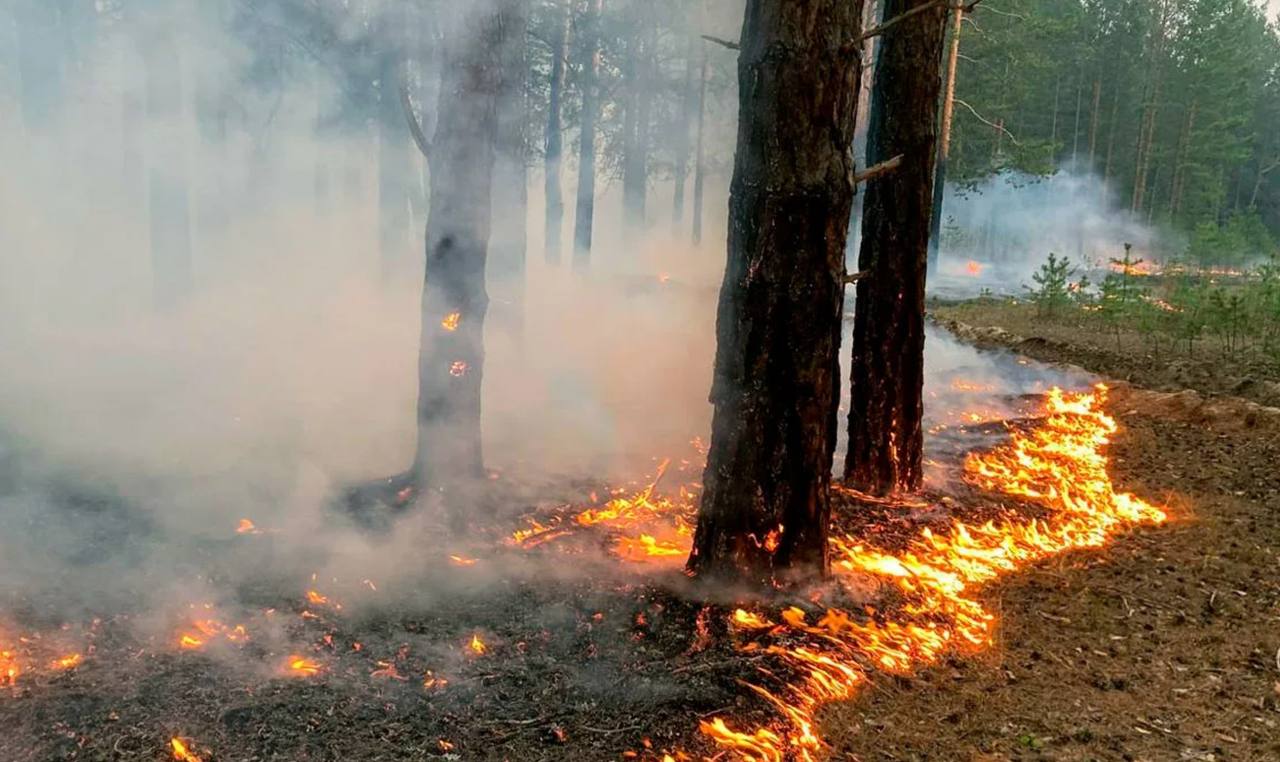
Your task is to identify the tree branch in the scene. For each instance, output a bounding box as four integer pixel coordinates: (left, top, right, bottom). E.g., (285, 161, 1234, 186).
(842, 0, 984, 55)
(400, 78, 433, 161)
(854, 154, 904, 184)
(953, 98, 1021, 146)
(844, 270, 870, 285)
(700, 34, 739, 51)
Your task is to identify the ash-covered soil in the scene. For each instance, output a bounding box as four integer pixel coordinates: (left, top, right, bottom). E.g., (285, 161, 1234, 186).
(825, 412, 1280, 760)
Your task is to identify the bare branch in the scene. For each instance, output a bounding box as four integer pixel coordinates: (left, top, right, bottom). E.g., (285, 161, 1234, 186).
(850, 0, 984, 52)
(700, 34, 740, 51)
(400, 78, 433, 161)
(953, 98, 1021, 146)
(854, 154, 904, 184)
(843, 270, 870, 285)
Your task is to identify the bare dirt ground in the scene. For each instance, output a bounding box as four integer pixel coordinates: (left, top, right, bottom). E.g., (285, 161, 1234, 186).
(826, 411, 1280, 761)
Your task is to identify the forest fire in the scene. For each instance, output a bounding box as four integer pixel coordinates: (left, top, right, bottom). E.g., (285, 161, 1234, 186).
(170, 737, 203, 762)
(441, 311, 461, 331)
(965, 260, 983, 276)
(468, 634, 487, 655)
(693, 386, 1166, 761)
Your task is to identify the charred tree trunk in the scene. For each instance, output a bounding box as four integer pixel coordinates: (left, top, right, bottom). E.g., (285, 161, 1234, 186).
(412, 7, 503, 499)
(572, 0, 603, 271)
(689, 0, 865, 584)
(845, 0, 948, 496)
(928, 4, 963, 273)
(543, 0, 570, 265)
(691, 40, 709, 246)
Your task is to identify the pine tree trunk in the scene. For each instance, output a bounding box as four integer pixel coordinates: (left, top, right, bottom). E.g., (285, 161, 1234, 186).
(672, 33, 697, 229)
(621, 1, 654, 229)
(1104, 83, 1120, 184)
(691, 41, 709, 246)
(489, 0, 529, 304)
(1168, 99, 1195, 218)
(689, 0, 866, 584)
(1088, 78, 1101, 169)
(543, 0, 570, 264)
(412, 6, 503, 499)
(572, 0, 603, 271)
(845, 0, 949, 496)
(928, 5, 963, 273)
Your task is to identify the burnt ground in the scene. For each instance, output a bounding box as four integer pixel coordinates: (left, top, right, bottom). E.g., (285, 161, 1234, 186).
(826, 412, 1280, 761)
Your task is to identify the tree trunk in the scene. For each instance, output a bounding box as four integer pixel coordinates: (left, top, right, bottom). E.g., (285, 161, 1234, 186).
(572, 0, 603, 271)
(1071, 77, 1083, 166)
(1104, 82, 1120, 184)
(845, 0, 948, 496)
(689, 0, 866, 584)
(412, 6, 503, 499)
(1087, 78, 1101, 169)
(621, 1, 654, 229)
(928, 5, 963, 273)
(543, 0, 570, 265)
(489, 0, 529, 331)
(672, 32, 697, 229)
(378, 54, 415, 280)
(691, 40, 709, 246)
(1168, 98, 1196, 218)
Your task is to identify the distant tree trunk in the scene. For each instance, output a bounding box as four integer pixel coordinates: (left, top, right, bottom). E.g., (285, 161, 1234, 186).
(845, 0, 948, 496)
(1168, 98, 1196, 218)
(1050, 76, 1060, 157)
(543, 0, 570, 265)
(691, 40, 709, 246)
(378, 54, 415, 280)
(621, 1, 654, 229)
(143, 32, 193, 310)
(1132, 1, 1170, 215)
(1087, 78, 1101, 169)
(490, 0, 529, 331)
(412, 6, 503, 497)
(928, 4, 963, 273)
(1071, 77, 1083, 166)
(689, 0, 866, 584)
(572, 0, 603, 271)
(1104, 83, 1120, 184)
(672, 33, 697, 230)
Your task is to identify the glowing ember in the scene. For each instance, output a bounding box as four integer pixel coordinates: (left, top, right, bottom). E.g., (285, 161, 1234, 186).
(1, 648, 20, 685)
(614, 533, 686, 562)
(286, 655, 321, 676)
(305, 590, 330, 606)
(691, 386, 1166, 761)
(449, 554, 479, 566)
(170, 738, 203, 762)
(438, 739, 456, 752)
(423, 670, 449, 690)
(441, 311, 461, 331)
(50, 653, 82, 670)
(449, 361, 469, 377)
(965, 260, 983, 276)
(235, 518, 261, 535)
(468, 634, 487, 655)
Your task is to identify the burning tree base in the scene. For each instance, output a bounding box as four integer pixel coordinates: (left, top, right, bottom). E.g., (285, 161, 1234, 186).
(1, 387, 1168, 761)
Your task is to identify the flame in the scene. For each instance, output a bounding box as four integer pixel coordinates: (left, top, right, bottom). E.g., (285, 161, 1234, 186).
(286, 655, 321, 676)
(692, 386, 1166, 761)
(448, 554, 478, 567)
(50, 653, 82, 670)
(2, 648, 20, 685)
(177, 616, 248, 651)
(423, 670, 449, 690)
(449, 361, 469, 377)
(441, 312, 461, 331)
(170, 738, 203, 762)
(235, 518, 261, 535)
(965, 260, 983, 276)
(305, 590, 330, 606)
(468, 634, 487, 655)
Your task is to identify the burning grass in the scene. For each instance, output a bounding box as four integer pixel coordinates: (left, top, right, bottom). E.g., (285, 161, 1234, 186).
(0, 387, 1168, 761)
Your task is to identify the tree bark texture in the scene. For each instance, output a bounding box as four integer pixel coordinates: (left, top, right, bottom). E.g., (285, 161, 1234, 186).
(689, 0, 866, 584)
(845, 0, 948, 496)
(412, 5, 503, 498)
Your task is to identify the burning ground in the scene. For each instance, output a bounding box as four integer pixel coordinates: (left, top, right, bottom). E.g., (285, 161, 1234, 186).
(0, 337, 1228, 761)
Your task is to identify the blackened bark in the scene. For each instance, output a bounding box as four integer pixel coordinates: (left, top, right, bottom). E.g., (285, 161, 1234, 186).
(689, 0, 866, 584)
(412, 6, 503, 499)
(544, 0, 570, 264)
(572, 0, 603, 271)
(845, 0, 948, 495)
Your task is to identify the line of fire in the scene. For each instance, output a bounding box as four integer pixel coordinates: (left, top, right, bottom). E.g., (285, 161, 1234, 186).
(5, 1, 1280, 761)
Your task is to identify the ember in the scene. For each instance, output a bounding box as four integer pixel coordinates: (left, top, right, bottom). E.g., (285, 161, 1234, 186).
(441, 311, 461, 331)
(235, 518, 261, 534)
(286, 655, 321, 676)
(170, 738, 202, 762)
(449, 361, 469, 377)
(50, 653, 82, 670)
(468, 634, 487, 655)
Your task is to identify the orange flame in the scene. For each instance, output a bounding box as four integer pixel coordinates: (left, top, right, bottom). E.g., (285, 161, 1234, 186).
(441, 312, 461, 331)
(468, 634, 487, 655)
(1, 648, 20, 685)
(235, 518, 261, 535)
(694, 386, 1166, 761)
(50, 653, 82, 670)
(170, 738, 203, 762)
(965, 260, 983, 276)
(286, 655, 321, 676)
(448, 555, 478, 567)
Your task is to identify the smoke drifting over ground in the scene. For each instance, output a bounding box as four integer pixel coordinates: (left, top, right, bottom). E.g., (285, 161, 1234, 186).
(927, 169, 1161, 299)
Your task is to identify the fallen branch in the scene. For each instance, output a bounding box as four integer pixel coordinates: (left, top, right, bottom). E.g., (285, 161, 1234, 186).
(400, 79, 433, 161)
(854, 154, 904, 184)
(700, 34, 739, 51)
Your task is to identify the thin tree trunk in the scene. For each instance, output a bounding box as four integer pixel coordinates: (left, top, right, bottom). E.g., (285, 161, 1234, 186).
(1088, 78, 1101, 169)
(412, 6, 503, 499)
(1050, 76, 1060, 158)
(543, 0, 570, 264)
(845, 0, 949, 496)
(672, 32, 697, 229)
(689, 0, 866, 584)
(572, 0, 603, 271)
(621, 0, 654, 229)
(1104, 82, 1120, 184)
(1071, 76, 1083, 166)
(691, 40, 709, 246)
(928, 5, 963, 272)
(1169, 99, 1196, 218)
(490, 0, 529, 301)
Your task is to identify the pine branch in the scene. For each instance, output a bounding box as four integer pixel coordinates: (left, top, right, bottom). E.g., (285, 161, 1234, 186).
(953, 98, 1021, 146)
